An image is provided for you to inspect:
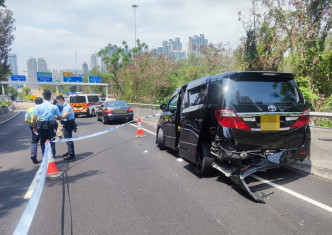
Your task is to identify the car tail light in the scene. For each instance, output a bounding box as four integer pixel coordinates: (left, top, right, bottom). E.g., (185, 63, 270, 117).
(127, 108, 133, 113)
(290, 109, 309, 129)
(215, 110, 251, 131)
(105, 109, 114, 114)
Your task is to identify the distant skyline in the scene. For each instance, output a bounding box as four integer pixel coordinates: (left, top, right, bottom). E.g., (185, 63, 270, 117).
(7, 0, 252, 74)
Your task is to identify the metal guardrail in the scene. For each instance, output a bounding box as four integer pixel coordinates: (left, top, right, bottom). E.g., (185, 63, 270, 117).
(129, 103, 160, 110)
(309, 112, 332, 119)
(129, 103, 332, 119)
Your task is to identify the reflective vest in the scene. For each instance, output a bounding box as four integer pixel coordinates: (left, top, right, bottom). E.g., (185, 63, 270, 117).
(28, 107, 39, 122)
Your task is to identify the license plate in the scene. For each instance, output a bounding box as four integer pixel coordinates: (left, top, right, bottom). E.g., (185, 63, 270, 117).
(261, 115, 280, 131)
(74, 106, 82, 110)
(114, 109, 127, 114)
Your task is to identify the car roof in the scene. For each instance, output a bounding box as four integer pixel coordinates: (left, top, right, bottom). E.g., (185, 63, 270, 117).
(186, 71, 295, 89)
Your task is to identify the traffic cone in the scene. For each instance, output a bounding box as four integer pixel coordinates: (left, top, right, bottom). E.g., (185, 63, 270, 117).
(45, 140, 63, 178)
(136, 118, 145, 137)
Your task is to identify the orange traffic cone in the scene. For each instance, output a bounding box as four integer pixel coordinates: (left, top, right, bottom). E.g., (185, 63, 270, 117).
(136, 118, 145, 137)
(45, 140, 63, 178)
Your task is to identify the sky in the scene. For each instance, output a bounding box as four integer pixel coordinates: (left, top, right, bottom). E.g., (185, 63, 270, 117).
(6, 0, 252, 74)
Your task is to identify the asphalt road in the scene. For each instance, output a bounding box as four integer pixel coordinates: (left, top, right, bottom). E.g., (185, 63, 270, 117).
(0, 109, 331, 235)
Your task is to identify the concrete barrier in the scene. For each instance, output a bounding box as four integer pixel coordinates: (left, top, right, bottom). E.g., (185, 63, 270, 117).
(133, 106, 332, 181)
(290, 126, 332, 180)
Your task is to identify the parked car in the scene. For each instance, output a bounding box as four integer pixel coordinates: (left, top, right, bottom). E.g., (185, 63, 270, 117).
(69, 94, 101, 117)
(16, 97, 23, 102)
(156, 71, 311, 202)
(96, 100, 134, 124)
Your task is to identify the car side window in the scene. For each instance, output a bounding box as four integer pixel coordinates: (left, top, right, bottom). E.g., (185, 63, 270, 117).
(188, 85, 207, 106)
(208, 81, 223, 105)
(88, 96, 99, 102)
(182, 90, 189, 108)
(168, 95, 179, 110)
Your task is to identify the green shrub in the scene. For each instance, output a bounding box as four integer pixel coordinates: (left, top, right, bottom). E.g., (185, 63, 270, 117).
(1, 101, 10, 106)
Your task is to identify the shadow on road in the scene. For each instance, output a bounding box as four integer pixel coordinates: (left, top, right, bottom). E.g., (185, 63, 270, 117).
(0, 167, 37, 219)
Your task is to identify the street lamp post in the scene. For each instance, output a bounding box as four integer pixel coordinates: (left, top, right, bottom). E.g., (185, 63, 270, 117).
(131, 4, 138, 48)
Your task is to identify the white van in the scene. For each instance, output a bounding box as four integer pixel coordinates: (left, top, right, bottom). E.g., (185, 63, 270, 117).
(69, 94, 101, 117)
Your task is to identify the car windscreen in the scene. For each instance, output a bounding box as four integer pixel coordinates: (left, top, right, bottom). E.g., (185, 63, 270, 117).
(70, 96, 86, 103)
(87, 95, 99, 102)
(105, 101, 128, 108)
(224, 78, 303, 105)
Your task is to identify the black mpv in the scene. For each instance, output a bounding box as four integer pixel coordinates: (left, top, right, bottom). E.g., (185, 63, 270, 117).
(156, 71, 311, 202)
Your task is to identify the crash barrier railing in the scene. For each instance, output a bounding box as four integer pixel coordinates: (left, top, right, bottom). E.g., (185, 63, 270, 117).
(13, 113, 161, 235)
(129, 103, 160, 110)
(129, 103, 332, 122)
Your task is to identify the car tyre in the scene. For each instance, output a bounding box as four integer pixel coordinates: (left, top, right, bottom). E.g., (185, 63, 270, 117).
(157, 128, 166, 150)
(195, 141, 214, 177)
(91, 109, 96, 117)
(102, 116, 107, 124)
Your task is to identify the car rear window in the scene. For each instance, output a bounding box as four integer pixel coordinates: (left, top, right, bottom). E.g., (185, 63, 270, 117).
(70, 96, 86, 103)
(106, 101, 128, 107)
(87, 95, 99, 102)
(225, 78, 303, 105)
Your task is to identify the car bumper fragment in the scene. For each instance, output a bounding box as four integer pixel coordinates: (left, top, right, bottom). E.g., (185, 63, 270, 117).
(212, 150, 299, 203)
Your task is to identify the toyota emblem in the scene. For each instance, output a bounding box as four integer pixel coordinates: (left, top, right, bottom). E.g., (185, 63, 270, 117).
(268, 105, 277, 112)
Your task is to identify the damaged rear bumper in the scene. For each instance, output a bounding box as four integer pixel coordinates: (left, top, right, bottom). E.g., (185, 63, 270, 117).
(212, 149, 308, 203)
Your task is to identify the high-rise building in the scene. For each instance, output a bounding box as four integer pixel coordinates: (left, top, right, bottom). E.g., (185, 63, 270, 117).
(38, 58, 47, 72)
(8, 54, 18, 75)
(187, 34, 208, 57)
(27, 57, 37, 83)
(82, 62, 88, 75)
(90, 54, 97, 69)
(152, 37, 186, 61)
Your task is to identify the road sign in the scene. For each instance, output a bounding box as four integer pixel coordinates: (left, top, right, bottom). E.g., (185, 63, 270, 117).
(37, 72, 52, 82)
(63, 72, 73, 77)
(11, 75, 26, 82)
(88, 76, 101, 83)
(63, 76, 83, 83)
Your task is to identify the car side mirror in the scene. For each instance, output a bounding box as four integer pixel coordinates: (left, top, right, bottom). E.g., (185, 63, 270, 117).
(160, 103, 167, 111)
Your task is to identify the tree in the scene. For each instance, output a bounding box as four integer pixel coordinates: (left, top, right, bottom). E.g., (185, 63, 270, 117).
(118, 53, 176, 103)
(261, 0, 332, 109)
(0, 0, 6, 8)
(0, 4, 15, 87)
(98, 39, 149, 98)
(6, 86, 17, 100)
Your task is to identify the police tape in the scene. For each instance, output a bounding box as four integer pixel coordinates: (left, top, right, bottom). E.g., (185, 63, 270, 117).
(13, 143, 52, 235)
(52, 113, 161, 143)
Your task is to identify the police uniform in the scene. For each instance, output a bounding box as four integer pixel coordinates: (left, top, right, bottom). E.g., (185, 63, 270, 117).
(33, 100, 61, 157)
(25, 106, 41, 163)
(61, 102, 76, 159)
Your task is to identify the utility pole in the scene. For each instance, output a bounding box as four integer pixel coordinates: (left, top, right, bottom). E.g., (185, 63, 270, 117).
(131, 5, 138, 48)
(75, 51, 78, 91)
(252, 0, 256, 37)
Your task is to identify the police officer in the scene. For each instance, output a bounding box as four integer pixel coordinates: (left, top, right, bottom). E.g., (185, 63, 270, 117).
(32, 90, 63, 158)
(56, 95, 76, 160)
(25, 97, 43, 164)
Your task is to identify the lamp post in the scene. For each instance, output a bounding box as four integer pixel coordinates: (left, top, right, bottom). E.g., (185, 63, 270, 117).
(131, 4, 138, 48)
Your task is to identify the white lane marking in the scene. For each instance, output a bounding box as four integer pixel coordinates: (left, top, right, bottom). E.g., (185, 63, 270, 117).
(251, 174, 332, 213)
(24, 166, 42, 199)
(0, 107, 22, 125)
(132, 122, 332, 212)
(177, 158, 184, 162)
(130, 123, 156, 135)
